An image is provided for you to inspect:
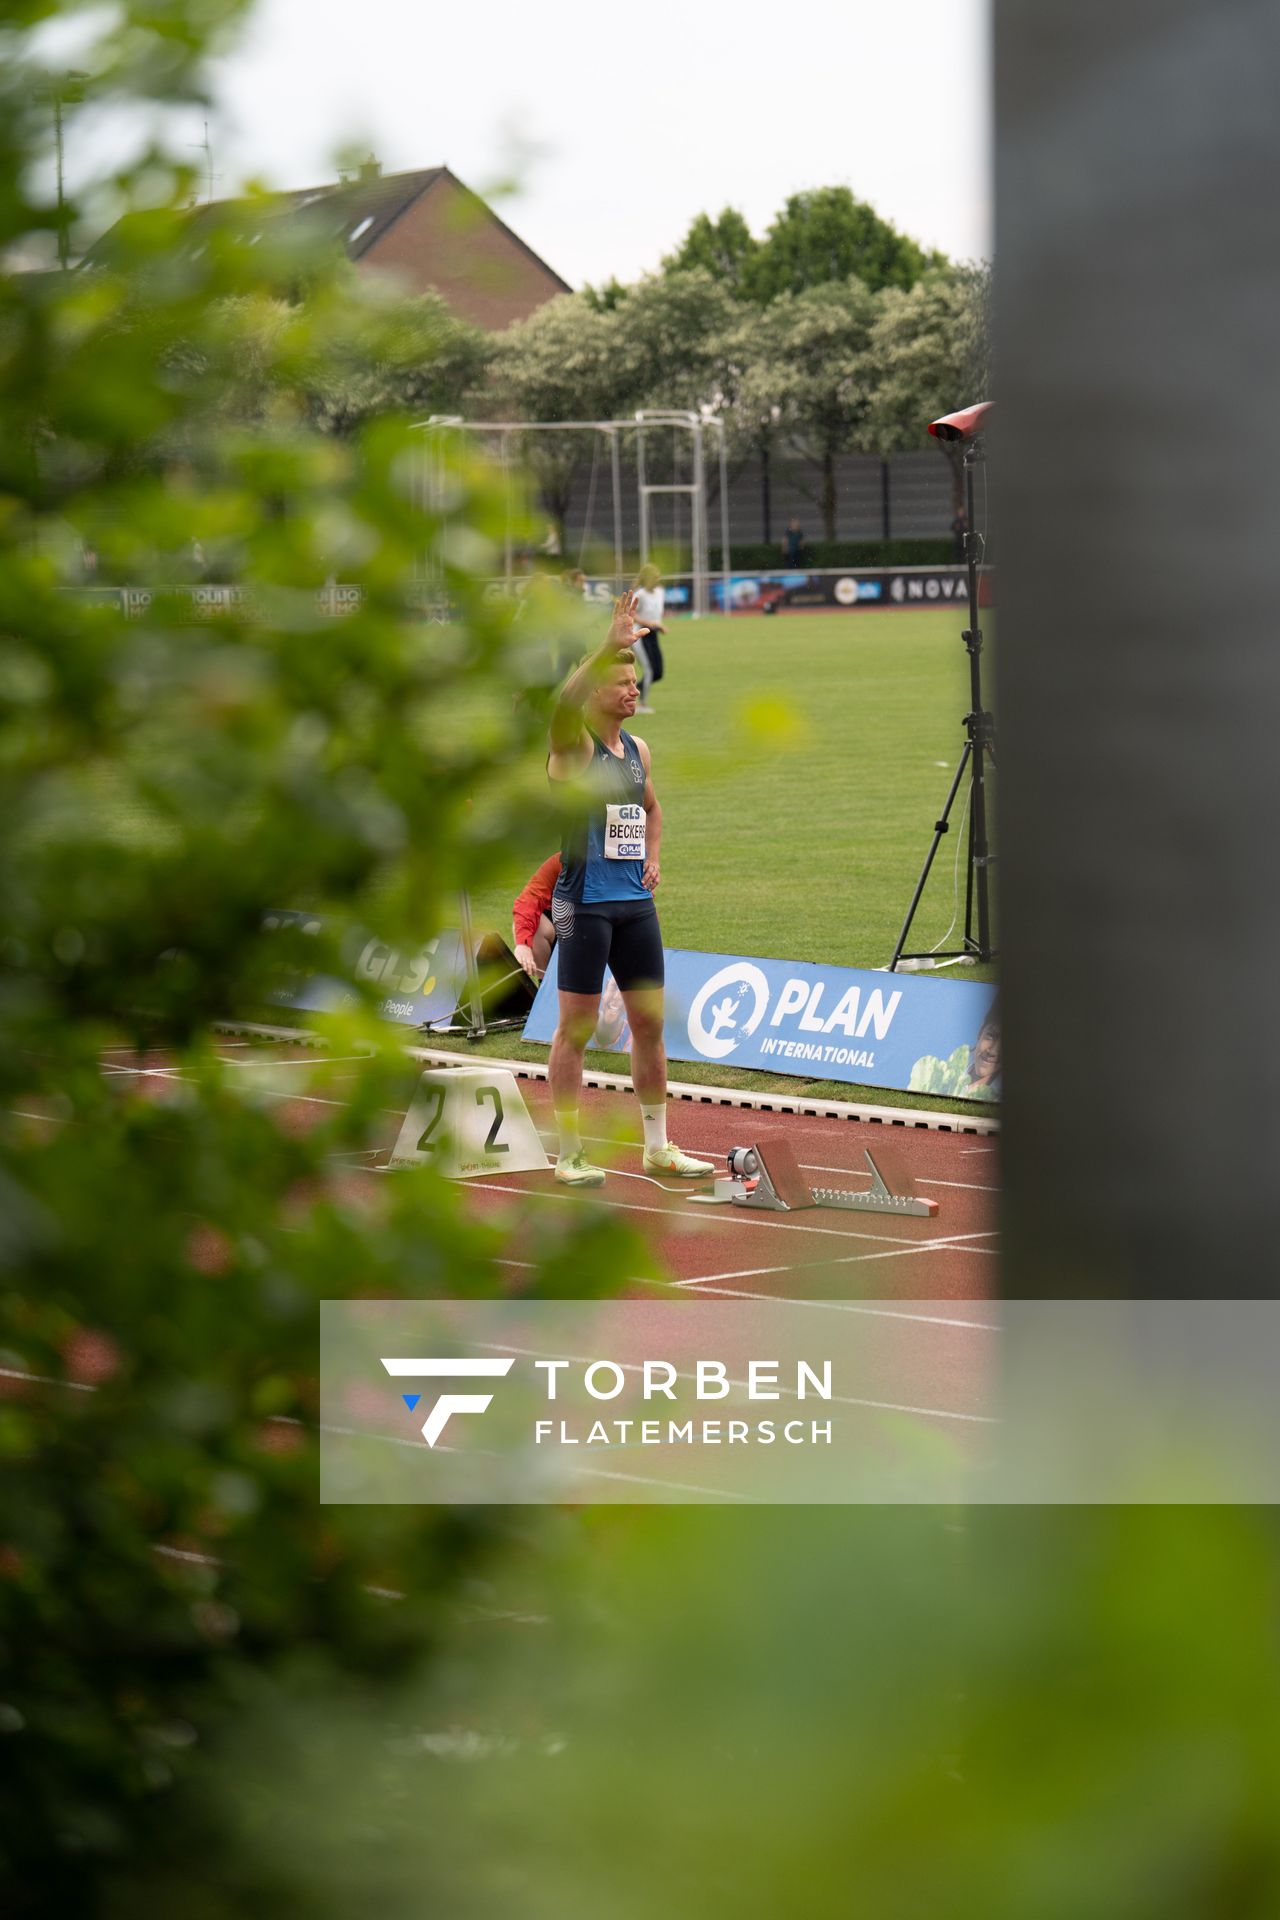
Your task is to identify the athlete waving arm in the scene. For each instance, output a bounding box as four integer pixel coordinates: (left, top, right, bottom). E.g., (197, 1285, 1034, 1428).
(548, 592, 647, 776)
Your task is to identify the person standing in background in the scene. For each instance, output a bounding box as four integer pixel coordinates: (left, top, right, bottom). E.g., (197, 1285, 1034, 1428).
(633, 563, 665, 712)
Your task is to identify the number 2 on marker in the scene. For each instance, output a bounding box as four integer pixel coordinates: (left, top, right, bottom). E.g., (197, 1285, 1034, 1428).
(475, 1085, 508, 1152)
(414, 1084, 447, 1154)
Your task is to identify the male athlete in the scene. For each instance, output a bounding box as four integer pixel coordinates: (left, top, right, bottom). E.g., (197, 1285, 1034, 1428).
(546, 592, 714, 1187)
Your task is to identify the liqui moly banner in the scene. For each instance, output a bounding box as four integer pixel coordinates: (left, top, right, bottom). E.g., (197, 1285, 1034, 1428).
(524, 948, 999, 1102)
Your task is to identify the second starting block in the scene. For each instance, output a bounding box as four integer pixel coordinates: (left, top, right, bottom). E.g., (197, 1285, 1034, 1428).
(693, 1138, 937, 1219)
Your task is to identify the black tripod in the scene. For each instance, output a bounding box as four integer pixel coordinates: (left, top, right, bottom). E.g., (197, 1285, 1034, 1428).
(889, 434, 996, 971)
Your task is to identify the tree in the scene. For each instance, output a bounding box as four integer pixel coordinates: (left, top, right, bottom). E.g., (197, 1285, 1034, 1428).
(305, 291, 492, 436)
(748, 186, 940, 302)
(864, 264, 991, 505)
(610, 268, 738, 412)
(582, 276, 629, 312)
(736, 279, 880, 539)
(663, 207, 760, 300)
(485, 292, 626, 551)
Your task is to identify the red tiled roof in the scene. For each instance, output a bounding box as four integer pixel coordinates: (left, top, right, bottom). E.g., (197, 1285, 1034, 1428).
(85, 166, 571, 294)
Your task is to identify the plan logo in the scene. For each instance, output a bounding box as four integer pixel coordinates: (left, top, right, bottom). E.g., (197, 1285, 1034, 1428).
(381, 1356, 515, 1447)
(687, 961, 770, 1061)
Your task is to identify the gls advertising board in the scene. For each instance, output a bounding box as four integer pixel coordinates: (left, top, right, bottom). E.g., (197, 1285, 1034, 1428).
(263, 910, 470, 1026)
(524, 948, 999, 1102)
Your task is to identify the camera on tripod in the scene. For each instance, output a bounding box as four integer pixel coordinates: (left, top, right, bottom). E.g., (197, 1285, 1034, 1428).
(888, 401, 996, 972)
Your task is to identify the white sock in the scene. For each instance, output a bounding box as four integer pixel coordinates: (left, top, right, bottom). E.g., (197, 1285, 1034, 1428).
(640, 1103, 667, 1154)
(556, 1110, 582, 1160)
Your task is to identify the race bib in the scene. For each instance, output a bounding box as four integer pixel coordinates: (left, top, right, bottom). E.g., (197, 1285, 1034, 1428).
(603, 803, 646, 860)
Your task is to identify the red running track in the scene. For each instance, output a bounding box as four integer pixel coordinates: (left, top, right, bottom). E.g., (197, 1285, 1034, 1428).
(89, 1041, 997, 1305)
(77, 1041, 999, 1433)
(125, 1043, 998, 1307)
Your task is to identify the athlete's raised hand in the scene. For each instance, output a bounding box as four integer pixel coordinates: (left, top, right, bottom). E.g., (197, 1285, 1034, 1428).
(606, 590, 649, 653)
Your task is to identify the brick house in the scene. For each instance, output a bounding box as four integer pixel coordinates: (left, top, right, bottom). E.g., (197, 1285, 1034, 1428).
(92, 161, 571, 329)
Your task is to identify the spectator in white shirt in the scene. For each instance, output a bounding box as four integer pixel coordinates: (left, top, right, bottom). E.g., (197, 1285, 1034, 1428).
(632, 564, 666, 712)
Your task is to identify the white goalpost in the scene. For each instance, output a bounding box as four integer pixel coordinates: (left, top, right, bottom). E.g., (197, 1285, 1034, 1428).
(413, 412, 731, 616)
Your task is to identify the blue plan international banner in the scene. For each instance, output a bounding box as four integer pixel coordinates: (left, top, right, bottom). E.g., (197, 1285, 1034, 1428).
(524, 948, 999, 1101)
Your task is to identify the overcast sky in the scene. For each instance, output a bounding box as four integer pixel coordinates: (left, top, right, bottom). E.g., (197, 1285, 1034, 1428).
(193, 0, 990, 288)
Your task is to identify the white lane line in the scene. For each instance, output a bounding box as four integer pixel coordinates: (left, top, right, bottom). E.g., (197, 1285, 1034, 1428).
(647, 1273, 997, 1325)
(678, 1252, 1000, 1294)
(155, 1543, 223, 1568)
(666, 1292, 998, 1333)
(576, 1165, 686, 1193)
(678, 1232, 998, 1282)
(216, 1055, 374, 1069)
(459, 1179, 925, 1247)
(99, 1062, 406, 1118)
(0, 1364, 94, 1391)
(796, 1164, 997, 1195)
(464, 1177, 1001, 1256)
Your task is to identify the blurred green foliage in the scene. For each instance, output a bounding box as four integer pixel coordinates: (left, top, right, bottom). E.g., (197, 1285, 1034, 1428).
(173, 1506, 1280, 1920)
(0, 4, 647, 1908)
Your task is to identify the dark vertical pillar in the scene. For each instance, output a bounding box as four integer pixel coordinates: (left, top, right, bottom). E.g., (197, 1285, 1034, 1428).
(880, 459, 891, 542)
(761, 445, 772, 546)
(997, 0, 1280, 1296)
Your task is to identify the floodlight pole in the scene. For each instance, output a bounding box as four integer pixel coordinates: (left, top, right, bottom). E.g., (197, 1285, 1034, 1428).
(888, 434, 996, 970)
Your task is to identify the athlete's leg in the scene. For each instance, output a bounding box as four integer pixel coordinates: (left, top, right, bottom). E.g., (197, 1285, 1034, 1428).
(550, 989, 599, 1123)
(614, 912, 713, 1180)
(549, 990, 603, 1183)
(549, 897, 611, 1182)
(620, 984, 667, 1127)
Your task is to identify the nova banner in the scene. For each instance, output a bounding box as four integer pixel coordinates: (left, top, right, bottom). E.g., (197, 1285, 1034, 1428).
(523, 947, 999, 1102)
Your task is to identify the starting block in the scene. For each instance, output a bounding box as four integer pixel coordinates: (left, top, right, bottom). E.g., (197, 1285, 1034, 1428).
(720, 1137, 815, 1212)
(389, 1067, 549, 1178)
(812, 1142, 937, 1218)
(693, 1138, 937, 1218)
